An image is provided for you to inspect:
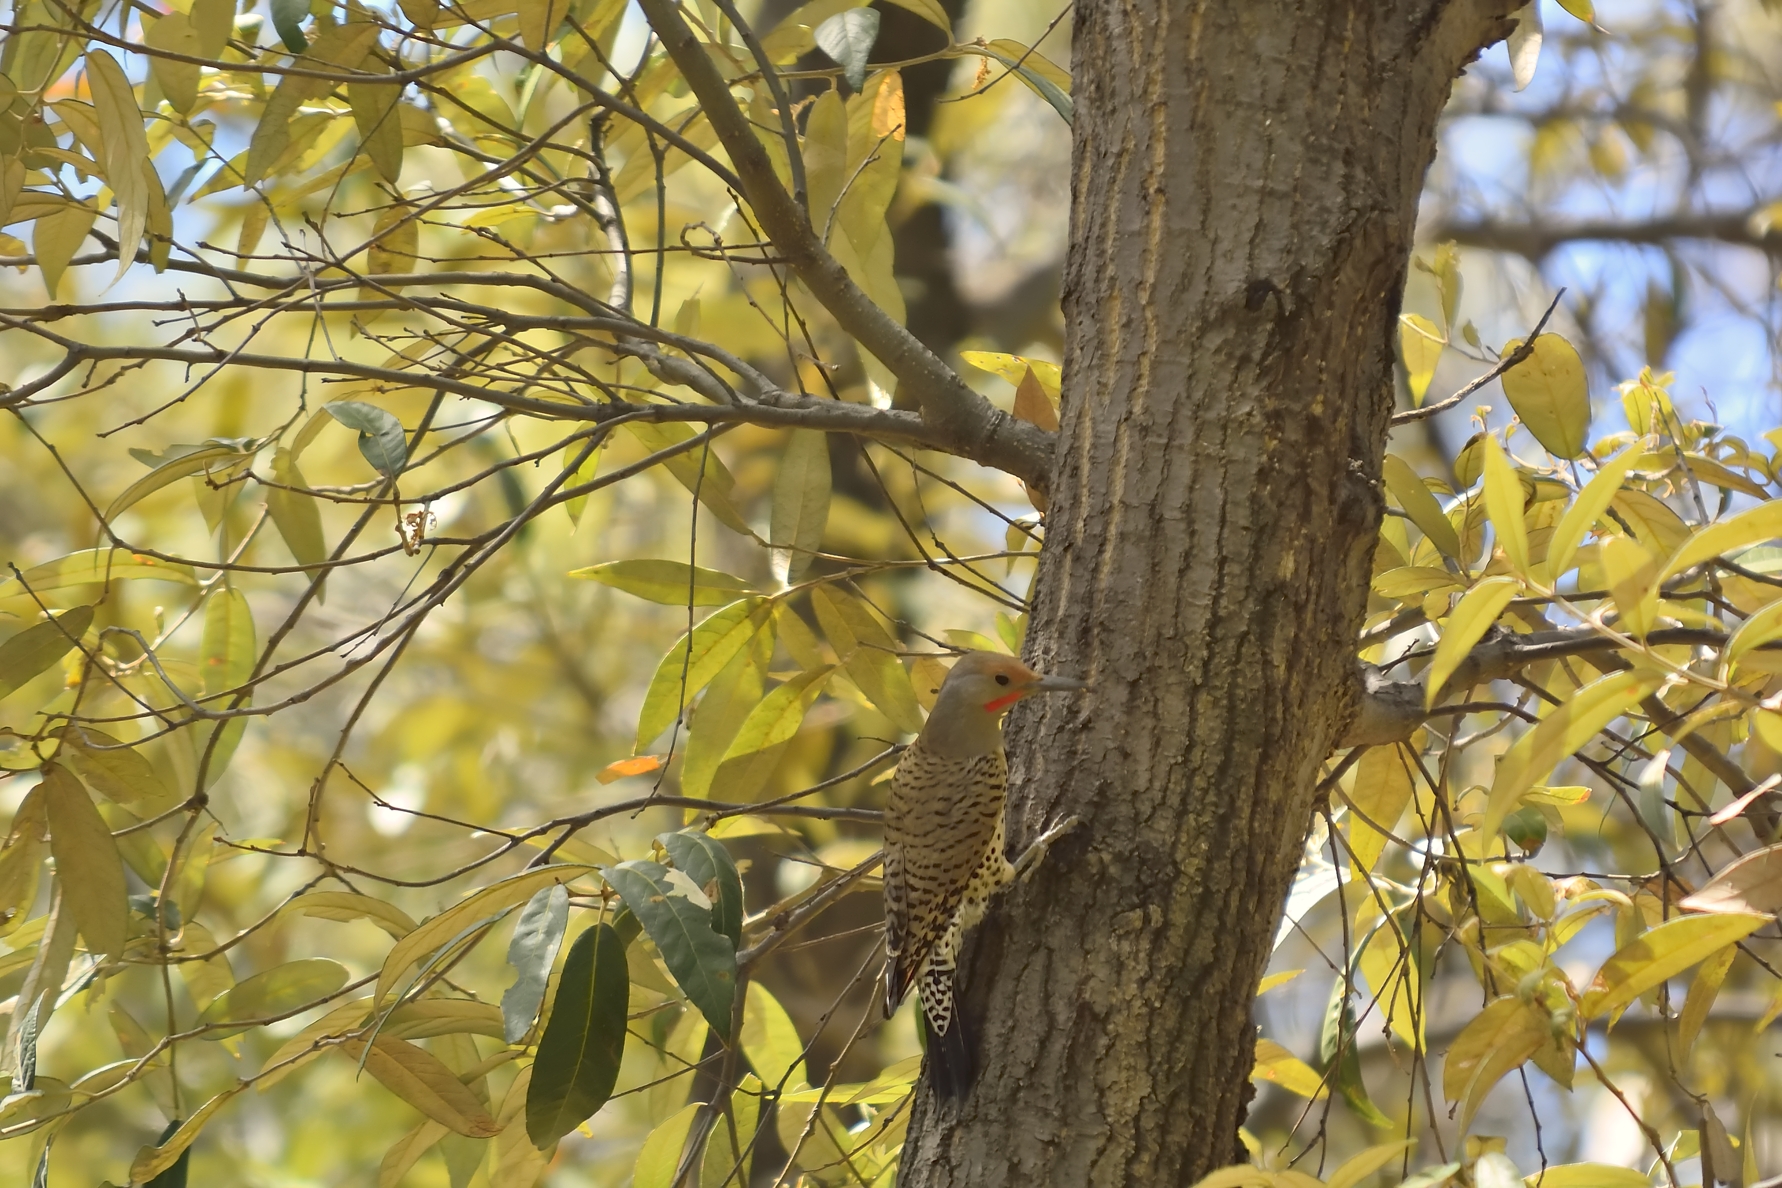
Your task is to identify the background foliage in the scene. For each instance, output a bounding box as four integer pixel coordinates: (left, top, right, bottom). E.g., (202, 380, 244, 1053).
(7, 0, 1782, 1185)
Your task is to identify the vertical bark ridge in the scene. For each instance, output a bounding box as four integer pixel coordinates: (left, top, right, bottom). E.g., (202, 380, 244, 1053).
(897, 3, 1523, 1186)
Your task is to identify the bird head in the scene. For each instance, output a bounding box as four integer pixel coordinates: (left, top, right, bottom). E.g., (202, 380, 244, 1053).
(921, 651, 1087, 755)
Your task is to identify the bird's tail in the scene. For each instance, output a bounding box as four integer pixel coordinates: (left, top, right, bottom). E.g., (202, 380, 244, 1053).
(920, 1005, 974, 1101)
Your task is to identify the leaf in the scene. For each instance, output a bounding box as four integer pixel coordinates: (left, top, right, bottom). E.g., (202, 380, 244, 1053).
(199, 586, 255, 782)
(1328, 1141, 1418, 1188)
(1399, 314, 1444, 406)
(198, 958, 349, 1037)
(375, 865, 593, 1005)
(568, 560, 757, 606)
(1579, 912, 1767, 1021)
(1507, 2, 1542, 91)
(635, 598, 773, 751)
(1482, 669, 1664, 840)
(106, 442, 249, 524)
(143, 14, 202, 114)
(0, 787, 47, 935)
(1661, 498, 1782, 581)
(128, 1086, 243, 1183)
(492, 1066, 550, 1186)
(58, 727, 175, 815)
(0, 607, 90, 700)
(1500, 333, 1587, 457)
(810, 586, 923, 733)
(1681, 843, 1782, 915)
(378, 1121, 450, 1188)
(1598, 533, 1658, 638)
(624, 423, 753, 538)
(741, 981, 805, 1090)
(682, 631, 771, 802)
(1424, 577, 1518, 708)
(770, 430, 832, 585)
(501, 884, 568, 1044)
(288, 891, 417, 938)
(661, 830, 743, 950)
(1481, 437, 1530, 574)
(41, 764, 126, 960)
(32, 200, 97, 299)
(1344, 747, 1416, 874)
(1380, 454, 1460, 558)
(518, 0, 571, 52)
(85, 51, 150, 283)
(1441, 996, 1547, 1131)
(1319, 982, 1392, 1128)
(1010, 366, 1061, 433)
(597, 755, 663, 784)
(633, 1103, 701, 1188)
(1548, 448, 1638, 579)
(880, 0, 948, 33)
(1252, 1038, 1325, 1099)
(814, 8, 879, 90)
(978, 40, 1074, 123)
(266, 448, 328, 592)
(1524, 1166, 1653, 1188)
(191, 0, 236, 56)
(601, 860, 737, 1037)
(142, 1116, 191, 1187)
(271, 0, 310, 51)
(957, 351, 1061, 395)
(524, 921, 628, 1146)
(1677, 941, 1736, 1055)
(718, 666, 834, 769)
(326, 401, 408, 478)
(1553, 0, 1594, 22)
(366, 203, 420, 280)
(345, 1036, 503, 1137)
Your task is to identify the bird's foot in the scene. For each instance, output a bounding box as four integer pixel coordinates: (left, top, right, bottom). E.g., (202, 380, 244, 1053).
(1012, 815, 1082, 883)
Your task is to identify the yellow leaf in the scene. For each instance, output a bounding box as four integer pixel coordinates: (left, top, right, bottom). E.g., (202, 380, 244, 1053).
(1481, 436, 1529, 574)
(1380, 454, 1461, 559)
(1598, 533, 1658, 638)
(378, 1120, 450, 1188)
(32, 200, 97, 299)
(1398, 313, 1444, 405)
(1372, 566, 1465, 600)
(871, 68, 906, 140)
(143, 13, 202, 113)
(810, 586, 923, 733)
(344, 1035, 502, 1137)
(634, 1102, 702, 1188)
(1012, 367, 1060, 432)
(635, 597, 774, 751)
(41, 764, 125, 960)
(880, 0, 949, 33)
(1258, 969, 1302, 994)
(1442, 996, 1547, 1130)
(1328, 1140, 1418, 1188)
(1723, 596, 1782, 677)
(1548, 447, 1638, 579)
(1662, 498, 1782, 581)
(1611, 488, 1690, 558)
(1524, 1165, 1653, 1188)
(769, 429, 832, 585)
(1251, 1038, 1326, 1099)
(1579, 911, 1766, 1021)
(374, 865, 593, 1004)
(1677, 942, 1736, 1055)
(741, 981, 805, 1092)
(517, 0, 570, 51)
(86, 50, 150, 283)
(1501, 333, 1590, 458)
(287, 891, 418, 938)
(128, 1084, 243, 1182)
(1483, 669, 1664, 840)
(958, 350, 1062, 398)
(1424, 576, 1520, 708)
(1345, 747, 1416, 871)
(350, 57, 405, 184)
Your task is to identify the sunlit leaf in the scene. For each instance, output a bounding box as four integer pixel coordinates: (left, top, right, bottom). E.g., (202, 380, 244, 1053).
(1252, 1037, 1325, 1099)
(41, 764, 126, 960)
(633, 1103, 701, 1188)
(288, 891, 418, 938)
(1500, 333, 1587, 457)
(1424, 577, 1518, 708)
(1442, 996, 1546, 1130)
(636, 597, 774, 751)
(810, 586, 923, 733)
(1662, 498, 1782, 581)
(1680, 843, 1782, 915)
(86, 51, 151, 283)
(568, 560, 757, 606)
(1677, 942, 1736, 1055)
(345, 1036, 503, 1137)
(0, 550, 196, 610)
(1380, 454, 1461, 559)
(770, 429, 832, 585)
(1524, 1166, 1652, 1188)
(265, 448, 328, 595)
(1579, 912, 1766, 1021)
(0, 606, 90, 700)
(128, 1085, 243, 1183)
(741, 980, 805, 1091)
(1328, 1140, 1418, 1188)
(198, 958, 349, 1038)
(1480, 436, 1529, 574)
(1547, 448, 1638, 579)
(525, 922, 628, 1146)
(1399, 314, 1443, 406)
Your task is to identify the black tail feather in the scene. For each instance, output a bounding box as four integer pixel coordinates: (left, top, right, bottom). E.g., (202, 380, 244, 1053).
(921, 1009, 974, 1101)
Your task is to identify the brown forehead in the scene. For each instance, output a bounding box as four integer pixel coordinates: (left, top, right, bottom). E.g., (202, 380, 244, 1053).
(949, 652, 1039, 681)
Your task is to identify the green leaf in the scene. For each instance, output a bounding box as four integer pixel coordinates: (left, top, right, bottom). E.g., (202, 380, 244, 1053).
(500, 884, 568, 1044)
(0, 607, 91, 700)
(198, 958, 349, 1038)
(270, 0, 310, 51)
(1553, 0, 1594, 22)
(1424, 578, 1518, 708)
(1500, 333, 1589, 459)
(326, 401, 407, 478)
(524, 923, 629, 1147)
(1319, 980, 1392, 1129)
(978, 40, 1074, 123)
(814, 9, 879, 90)
(1480, 436, 1529, 575)
(769, 430, 832, 585)
(633, 1103, 701, 1188)
(1398, 314, 1444, 406)
(681, 630, 771, 802)
(660, 830, 743, 950)
(41, 764, 126, 960)
(568, 560, 757, 606)
(1482, 669, 1664, 840)
(1578, 912, 1766, 1022)
(1380, 454, 1460, 559)
(635, 598, 774, 751)
(601, 860, 737, 1037)
(718, 667, 834, 767)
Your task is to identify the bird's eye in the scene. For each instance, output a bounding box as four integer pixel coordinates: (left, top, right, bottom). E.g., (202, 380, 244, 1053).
(995, 673, 1011, 686)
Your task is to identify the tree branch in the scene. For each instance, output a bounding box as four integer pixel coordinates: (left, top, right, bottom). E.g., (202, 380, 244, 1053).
(1430, 209, 1782, 260)
(631, 0, 1057, 491)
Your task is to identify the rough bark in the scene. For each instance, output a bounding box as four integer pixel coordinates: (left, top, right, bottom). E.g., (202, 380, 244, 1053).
(897, 3, 1522, 1184)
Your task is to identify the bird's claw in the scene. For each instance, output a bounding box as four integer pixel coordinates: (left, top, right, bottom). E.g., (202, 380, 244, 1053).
(1013, 814, 1083, 883)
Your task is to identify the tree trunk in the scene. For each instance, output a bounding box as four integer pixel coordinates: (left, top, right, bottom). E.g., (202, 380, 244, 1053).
(898, 3, 1522, 1184)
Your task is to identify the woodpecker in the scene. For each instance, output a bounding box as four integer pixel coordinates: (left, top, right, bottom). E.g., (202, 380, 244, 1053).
(881, 650, 1085, 1100)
